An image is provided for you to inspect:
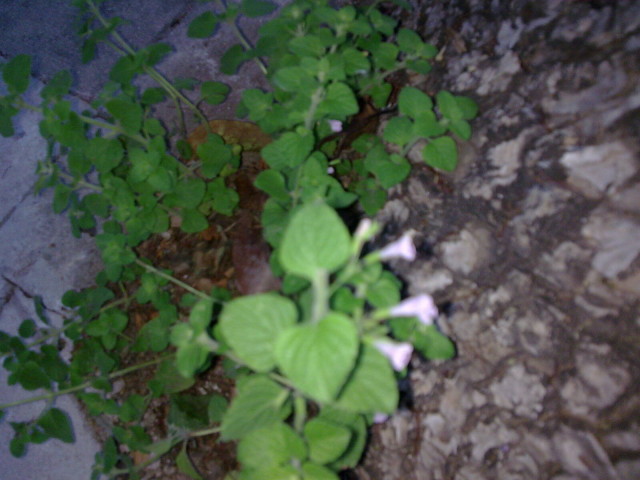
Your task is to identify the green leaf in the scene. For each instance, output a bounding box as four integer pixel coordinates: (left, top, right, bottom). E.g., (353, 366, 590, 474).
(37, 408, 74, 443)
(412, 111, 446, 138)
(369, 82, 392, 108)
(317, 82, 358, 119)
(41, 70, 72, 100)
(209, 177, 239, 216)
(279, 202, 350, 280)
(221, 44, 248, 75)
(83, 193, 110, 218)
(220, 375, 291, 440)
(128, 147, 161, 183)
(150, 359, 195, 396)
(436, 91, 478, 121)
(415, 325, 456, 360)
(176, 442, 204, 480)
(371, 43, 398, 70)
(141, 87, 166, 105)
(302, 462, 340, 480)
(175, 342, 211, 378)
(169, 394, 211, 430)
(109, 54, 143, 84)
(189, 297, 214, 332)
(207, 394, 228, 423)
(201, 81, 230, 105)
(315, 407, 367, 469)
(342, 47, 370, 75)
(238, 423, 306, 470)
(396, 28, 423, 54)
(273, 66, 314, 92)
(336, 343, 398, 414)
(3, 55, 31, 94)
(0, 104, 18, 137)
(422, 136, 458, 171)
(142, 42, 172, 67)
(366, 271, 401, 308)
(219, 293, 297, 372)
(188, 11, 218, 38)
(449, 118, 472, 140)
(106, 98, 143, 133)
(181, 208, 208, 233)
(382, 116, 414, 147)
(262, 128, 313, 170)
(165, 178, 206, 209)
(14, 361, 50, 390)
(52, 184, 72, 213)
(289, 34, 325, 57)
(398, 87, 433, 118)
(275, 313, 359, 403)
(364, 150, 410, 189)
(18, 319, 37, 338)
(254, 169, 290, 202)
(304, 418, 351, 464)
(196, 134, 233, 178)
(241, 0, 277, 17)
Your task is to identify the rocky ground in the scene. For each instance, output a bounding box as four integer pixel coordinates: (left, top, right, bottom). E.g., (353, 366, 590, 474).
(357, 1, 640, 479)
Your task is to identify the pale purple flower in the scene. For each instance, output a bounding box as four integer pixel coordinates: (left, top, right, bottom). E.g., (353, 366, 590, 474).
(374, 340, 413, 371)
(327, 166, 335, 174)
(379, 234, 416, 261)
(328, 119, 343, 132)
(373, 413, 389, 424)
(390, 294, 438, 325)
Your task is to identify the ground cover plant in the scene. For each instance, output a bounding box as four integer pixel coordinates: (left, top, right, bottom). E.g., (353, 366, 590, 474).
(0, 0, 477, 478)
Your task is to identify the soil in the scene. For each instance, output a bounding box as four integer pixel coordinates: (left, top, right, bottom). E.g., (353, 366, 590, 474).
(84, 1, 640, 479)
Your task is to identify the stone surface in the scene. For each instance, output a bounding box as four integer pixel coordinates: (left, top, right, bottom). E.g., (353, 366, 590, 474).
(358, 1, 640, 479)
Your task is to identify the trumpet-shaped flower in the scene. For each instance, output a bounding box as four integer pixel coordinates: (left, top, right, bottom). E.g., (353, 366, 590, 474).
(379, 233, 416, 261)
(374, 340, 413, 371)
(390, 294, 438, 325)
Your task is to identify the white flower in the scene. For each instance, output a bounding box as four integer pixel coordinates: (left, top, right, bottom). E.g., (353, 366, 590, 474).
(328, 119, 343, 132)
(379, 234, 416, 261)
(373, 413, 389, 424)
(374, 340, 413, 371)
(354, 218, 374, 239)
(390, 294, 438, 325)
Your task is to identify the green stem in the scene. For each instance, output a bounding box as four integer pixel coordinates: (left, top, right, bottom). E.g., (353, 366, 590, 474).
(310, 270, 329, 324)
(293, 393, 307, 433)
(213, 0, 269, 76)
(0, 354, 172, 410)
(189, 426, 221, 438)
(85, 0, 210, 132)
(134, 259, 217, 303)
(304, 87, 325, 131)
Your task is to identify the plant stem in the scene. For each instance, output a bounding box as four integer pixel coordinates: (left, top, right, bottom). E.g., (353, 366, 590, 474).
(84, 0, 210, 132)
(310, 270, 329, 324)
(213, 0, 269, 76)
(189, 426, 221, 438)
(134, 259, 216, 302)
(0, 354, 172, 410)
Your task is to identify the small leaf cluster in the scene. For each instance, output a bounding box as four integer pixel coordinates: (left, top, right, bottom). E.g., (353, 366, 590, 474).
(0, 0, 475, 478)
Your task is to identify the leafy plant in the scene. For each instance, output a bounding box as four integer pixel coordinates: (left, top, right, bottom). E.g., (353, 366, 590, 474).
(0, 0, 476, 478)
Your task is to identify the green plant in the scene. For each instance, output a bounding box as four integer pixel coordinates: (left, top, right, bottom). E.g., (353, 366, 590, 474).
(0, 0, 476, 478)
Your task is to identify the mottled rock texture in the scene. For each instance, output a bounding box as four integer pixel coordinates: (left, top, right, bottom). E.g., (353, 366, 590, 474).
(360, 1, 640, 479)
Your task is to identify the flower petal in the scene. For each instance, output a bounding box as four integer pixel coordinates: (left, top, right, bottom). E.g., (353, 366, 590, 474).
(390, 294, 438, 325)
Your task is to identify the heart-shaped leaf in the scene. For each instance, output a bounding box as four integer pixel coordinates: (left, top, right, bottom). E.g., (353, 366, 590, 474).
(219, 293, 297, 372)
(275, 313, 358, 403)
